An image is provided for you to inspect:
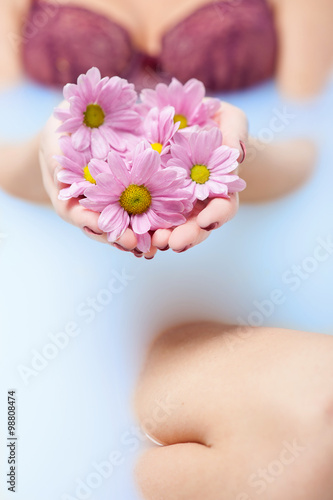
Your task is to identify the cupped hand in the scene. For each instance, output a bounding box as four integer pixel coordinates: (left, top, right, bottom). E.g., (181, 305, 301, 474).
(152, 102, 248, 254)
(39, 103, 139, 252)
(39, 101, 247, 259)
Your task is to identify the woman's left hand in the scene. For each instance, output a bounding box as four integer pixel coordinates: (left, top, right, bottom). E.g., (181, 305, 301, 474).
(150, 102, 248, 256)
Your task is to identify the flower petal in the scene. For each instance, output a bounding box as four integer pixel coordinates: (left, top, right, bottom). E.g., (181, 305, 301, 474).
(88, 158, 109, 179)
(146, 210, 186, 230)
(63, 83, 78, 100)
(106, 151, 130, 187)
(99, 203, 128, 233)
(54, 108, 71, 122)
(226, 177, 247, 193)
(72, 126, 91, 151)
(131, 149, 160, 185)
(135, 232, 151, 253)
(131, 212, 151, 234)
(57, 117, 83, 134)
(195, 183, 210, 201)
(58, 182, 87, 200)
(91, 128, 109, 159)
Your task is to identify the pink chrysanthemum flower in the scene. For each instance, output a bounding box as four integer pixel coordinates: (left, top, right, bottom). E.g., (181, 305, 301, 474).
(54, 67, 142, 160)
(168, 128, 246, 201)
(142, 106, 179, 164)
(140, 78, 221, 132)
(55, 136, 108, 200)
(81, 146, 193, 252)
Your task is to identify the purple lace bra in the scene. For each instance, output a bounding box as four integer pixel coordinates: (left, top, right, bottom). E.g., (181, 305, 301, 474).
(22, 0, 277, 91)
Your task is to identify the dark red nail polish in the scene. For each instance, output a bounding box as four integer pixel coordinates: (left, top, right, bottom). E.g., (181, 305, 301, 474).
(159, 245, 169, 251)
(203, 222, 219, 232)
(239, 140, 246, 163)
(133, 250, 143, 257)
(83, 226, 103, 236)
(175, 245, 191, 253)
(113, 243, 128, 252)
(144, 256, 154, 260)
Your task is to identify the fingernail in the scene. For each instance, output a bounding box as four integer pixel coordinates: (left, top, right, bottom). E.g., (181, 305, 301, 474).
(239, 140, 246, 163)
(174, 245, 191, 254)
(83, 226, 103, 236)
(144, 256, 154, 260)
(113, 243, 128, 252)
(133, 249, 143, 258)
(159, 245, 169, 251)
(203, 222, 219, 232)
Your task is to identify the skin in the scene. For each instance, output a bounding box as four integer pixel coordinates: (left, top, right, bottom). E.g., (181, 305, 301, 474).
(134, 322, 333, 500)
(0, 0, 331, 256)
(39, 100, 248, 256)
(1, 3, 332, 496)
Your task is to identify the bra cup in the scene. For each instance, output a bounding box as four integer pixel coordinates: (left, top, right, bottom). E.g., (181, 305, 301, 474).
(22, 0, 277, 91)
(160, 0, 277, 91)
(22, 4, 134, 87)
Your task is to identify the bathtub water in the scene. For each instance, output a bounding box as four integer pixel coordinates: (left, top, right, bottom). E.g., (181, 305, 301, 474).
(0, 77, 332, 500)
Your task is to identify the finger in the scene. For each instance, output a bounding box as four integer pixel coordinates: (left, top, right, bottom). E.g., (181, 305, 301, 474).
(168, 218, 203, 252)
(196, 194, 239, 230)
(144, 246, 158, 260)
(82, 226, 107, 242)
(152, 229, 172, 250)
(215, 102, 248, 161)
(116, 228, 138, 251)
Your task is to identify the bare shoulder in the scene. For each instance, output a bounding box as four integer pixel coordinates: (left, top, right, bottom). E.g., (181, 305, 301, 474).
(0, 0, 32, 86)
(272, 0, 333, 98)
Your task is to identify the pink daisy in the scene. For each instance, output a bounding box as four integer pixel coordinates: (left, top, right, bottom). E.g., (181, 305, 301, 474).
(55, 136, 109, 200)
(140, 78, 221, 131)
(168, 128, 246, 201)
(80, 146, 194, 252)
(142, 106, 180, 165)
(54, 67, 142, 160)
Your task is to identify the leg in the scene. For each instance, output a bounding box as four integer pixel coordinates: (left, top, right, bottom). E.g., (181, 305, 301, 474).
(134, 323, 333, 500)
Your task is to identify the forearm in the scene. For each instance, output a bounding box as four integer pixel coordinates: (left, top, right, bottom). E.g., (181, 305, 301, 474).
(239, 137, 317, 202)
(0, 134, 49, 203)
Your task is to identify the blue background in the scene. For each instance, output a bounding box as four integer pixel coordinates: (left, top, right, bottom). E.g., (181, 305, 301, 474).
(0, 77, 332, 499)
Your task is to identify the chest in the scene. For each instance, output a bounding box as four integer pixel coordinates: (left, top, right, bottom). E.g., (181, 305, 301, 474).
(42, 0, 218, 53)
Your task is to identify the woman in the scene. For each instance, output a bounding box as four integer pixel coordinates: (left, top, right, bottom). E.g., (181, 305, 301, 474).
(1, 0, 330, 256)
(0, 1, 332, 499)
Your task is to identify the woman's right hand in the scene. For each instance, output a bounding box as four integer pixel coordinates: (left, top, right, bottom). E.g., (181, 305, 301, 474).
(39, 106, 141, 253)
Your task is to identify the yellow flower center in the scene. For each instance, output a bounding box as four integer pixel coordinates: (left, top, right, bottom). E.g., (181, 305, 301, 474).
(173, 114, 188, 129)
(83, 104, 105, 128)
(119, 184, 152, 215)
(151, 142, 163, 154)
(83, 165, 96, 184)
(190, 164, 210, 184)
